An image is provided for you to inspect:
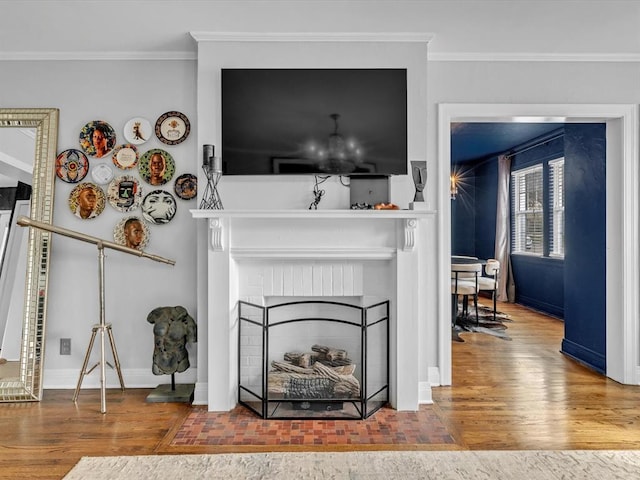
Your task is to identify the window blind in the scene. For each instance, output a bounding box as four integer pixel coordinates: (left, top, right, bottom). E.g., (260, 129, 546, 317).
(549, 158, 565, 257)
(511, 165, 543, 255)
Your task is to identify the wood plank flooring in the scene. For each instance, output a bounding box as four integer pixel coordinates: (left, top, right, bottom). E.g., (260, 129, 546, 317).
(1, 301, 639, 479)
(434, 301, 640, 450)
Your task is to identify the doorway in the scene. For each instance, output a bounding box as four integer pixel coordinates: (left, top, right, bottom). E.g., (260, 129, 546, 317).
(437, 104, 639, 387)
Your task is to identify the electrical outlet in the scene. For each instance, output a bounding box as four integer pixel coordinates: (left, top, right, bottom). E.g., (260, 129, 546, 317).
(60, 338, 71, 355)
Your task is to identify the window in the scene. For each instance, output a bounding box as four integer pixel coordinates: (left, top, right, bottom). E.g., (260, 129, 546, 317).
(512, 165, 543, 255)
(549, 158, 565, 257)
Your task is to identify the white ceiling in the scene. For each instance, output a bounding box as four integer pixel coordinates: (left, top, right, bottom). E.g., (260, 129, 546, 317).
(0, 1, 637, 60)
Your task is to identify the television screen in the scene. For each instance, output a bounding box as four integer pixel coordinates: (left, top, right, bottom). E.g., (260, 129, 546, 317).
(221, 69, 408, 176)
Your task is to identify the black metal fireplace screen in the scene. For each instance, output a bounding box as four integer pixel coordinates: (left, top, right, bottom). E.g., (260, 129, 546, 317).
(238, 299, 389, 419)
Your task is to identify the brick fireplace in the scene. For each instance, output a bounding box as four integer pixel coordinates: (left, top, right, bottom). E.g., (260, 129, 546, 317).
(191, 209, 432, 412)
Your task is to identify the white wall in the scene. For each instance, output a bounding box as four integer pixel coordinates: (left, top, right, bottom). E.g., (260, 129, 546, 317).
(0, 60, 198, 388)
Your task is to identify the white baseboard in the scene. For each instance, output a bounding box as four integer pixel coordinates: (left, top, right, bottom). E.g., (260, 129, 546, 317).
(43, 368, 197, 390)
(428, 366, 441, 387)
(418, 381, 433, 404)
(193, 382, 208, 406)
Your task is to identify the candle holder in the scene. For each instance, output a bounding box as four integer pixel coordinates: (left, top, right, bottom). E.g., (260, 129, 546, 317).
(200, 145, 223, 209)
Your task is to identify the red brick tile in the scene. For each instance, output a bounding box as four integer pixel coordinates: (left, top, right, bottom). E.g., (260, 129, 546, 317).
(170, 405, 455, 446)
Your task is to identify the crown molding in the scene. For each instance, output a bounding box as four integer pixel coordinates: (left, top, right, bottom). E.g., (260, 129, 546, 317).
(190, 31, 434, 43)
(2, 46, 636, 63)
(428, 52, 640, 62)
(0, 51, 196, 61)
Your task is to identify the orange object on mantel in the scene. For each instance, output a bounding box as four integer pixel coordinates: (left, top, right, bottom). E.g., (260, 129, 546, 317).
(374, 203, 399, 210)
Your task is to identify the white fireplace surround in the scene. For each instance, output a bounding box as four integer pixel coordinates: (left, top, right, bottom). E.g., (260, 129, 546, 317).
(191, 209, 434, 411)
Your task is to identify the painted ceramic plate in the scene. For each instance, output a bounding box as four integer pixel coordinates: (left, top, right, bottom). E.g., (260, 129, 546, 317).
(68, 182, 105, 220)
(79, 120, 116, 158)
(123, 117, 152, 145)
(112, 143, 139, 170)
(91, 163, 114, 185)
(139, 148, 175, 186)
(107, 175, 142, 213)
(155, 111, 190, 145)
(174, 173, 197, 200)
(141, 189, 177, 225)
(114, 216, 150, 251)
(55, 149, 89, 183)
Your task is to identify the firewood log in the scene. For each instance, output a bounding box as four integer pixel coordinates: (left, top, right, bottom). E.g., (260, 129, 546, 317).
(311, 344, 348, 361)
(283, 352, 313, 368)
(271, 361, 313, 375)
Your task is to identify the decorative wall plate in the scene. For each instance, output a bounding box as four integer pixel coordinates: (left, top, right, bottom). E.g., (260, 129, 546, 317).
(138, 148, 175, 186)
(141, 189, 177, 225)
(111, 143, 139, 170)
(79, 120, 116, 158)
(55, 149, 89, 183)
(123, 117, 152, 145)
(113, 216, 150, 251)
(174, 173, 197, 200)
(68, 182, 105, 220)
(91, 163, 114, 185)
(107, 175, 142, 213)
(155, 111, 190, 145)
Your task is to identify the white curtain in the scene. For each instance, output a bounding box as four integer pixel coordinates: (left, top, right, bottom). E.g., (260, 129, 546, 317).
(495, 154, 515, 302)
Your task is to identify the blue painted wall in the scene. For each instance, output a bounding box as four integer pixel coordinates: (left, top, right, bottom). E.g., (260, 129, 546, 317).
(451, 172, 476, 256)
(561, 123, 606, 373)
(509, 132, 565, 318)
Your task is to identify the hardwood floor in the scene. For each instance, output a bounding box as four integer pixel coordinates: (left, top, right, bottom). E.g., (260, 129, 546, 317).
(1, 301, 639, 479)
(434, 301, 640, 450)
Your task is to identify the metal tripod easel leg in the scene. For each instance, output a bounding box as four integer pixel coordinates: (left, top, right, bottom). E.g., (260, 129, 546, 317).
(72, 243, 125, 413)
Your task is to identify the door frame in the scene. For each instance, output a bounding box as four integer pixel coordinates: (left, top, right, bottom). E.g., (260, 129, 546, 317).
(437, 103, 639, 385)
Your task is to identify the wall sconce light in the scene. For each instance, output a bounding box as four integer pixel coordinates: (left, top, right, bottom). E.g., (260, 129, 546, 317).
(450, 174, 459, 200)
(200, 144, 223, 209)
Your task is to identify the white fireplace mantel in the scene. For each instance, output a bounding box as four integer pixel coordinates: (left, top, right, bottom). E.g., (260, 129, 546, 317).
(191, 209, 432, 254)
(191, 209, 435, 412)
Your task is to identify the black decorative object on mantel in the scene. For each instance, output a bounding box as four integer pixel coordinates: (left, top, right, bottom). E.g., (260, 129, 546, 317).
(409, 160, 428, 211)
(200, 144, 223, 209)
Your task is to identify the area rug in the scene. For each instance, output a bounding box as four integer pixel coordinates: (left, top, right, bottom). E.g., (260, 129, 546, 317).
(63, 450, 640, 479)
(171, 405, 455, 446)
(453, 304, 512, 342)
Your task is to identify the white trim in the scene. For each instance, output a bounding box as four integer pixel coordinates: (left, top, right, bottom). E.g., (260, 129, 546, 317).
(438, 103, 640, 386)
(418, 381, 433, 405)
(0, 51, 196, 61)
(190, 209, 435, 219)
(429, 52, 640, 63)
(230, 247, 397, 260)
(190, 31, 434, 44)
(43, 368, 197, 390)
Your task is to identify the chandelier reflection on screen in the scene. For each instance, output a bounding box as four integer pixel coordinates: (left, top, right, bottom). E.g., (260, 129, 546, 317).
(307, 113, 363, 174)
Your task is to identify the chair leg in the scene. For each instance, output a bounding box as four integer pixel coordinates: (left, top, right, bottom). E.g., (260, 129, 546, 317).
(451, 294, 457, 326)
(492, 289, 497, 322)
(474, 294, 479, 326)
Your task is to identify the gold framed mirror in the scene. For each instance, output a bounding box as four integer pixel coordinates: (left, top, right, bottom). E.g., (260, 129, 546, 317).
(0, 108, 58, 401)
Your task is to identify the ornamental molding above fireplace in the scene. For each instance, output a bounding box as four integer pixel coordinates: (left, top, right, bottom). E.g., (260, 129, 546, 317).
(190, 209, 435, 412)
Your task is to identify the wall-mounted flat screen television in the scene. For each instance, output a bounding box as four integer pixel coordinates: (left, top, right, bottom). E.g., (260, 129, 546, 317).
(221, 68, 408, 176)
